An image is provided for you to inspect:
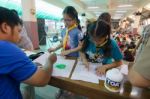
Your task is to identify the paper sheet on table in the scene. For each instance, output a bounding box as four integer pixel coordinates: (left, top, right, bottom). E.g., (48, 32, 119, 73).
(53, 59, 75, 78)
(120, 64, 128, 75)
(33, 52, 49, 65)
(24, 50, 35, 57)
(33, 52, 75, 78)
(71, 61, 105, 84)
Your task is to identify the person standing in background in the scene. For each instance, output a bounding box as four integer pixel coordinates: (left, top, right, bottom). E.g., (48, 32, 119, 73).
(48, 6, 83, 57)
(48, 6, 84, 99)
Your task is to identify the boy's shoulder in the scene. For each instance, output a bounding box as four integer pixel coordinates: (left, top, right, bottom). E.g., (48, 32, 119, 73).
(0, 40, 22, 54)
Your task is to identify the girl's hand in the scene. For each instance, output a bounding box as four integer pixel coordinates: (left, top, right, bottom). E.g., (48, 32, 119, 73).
(96, 66, 107, 76)
(48, 48, 56, 53)
(61, 50, 71, 56)
(83, 59, 90, 70)
(78, 41, 83, 49)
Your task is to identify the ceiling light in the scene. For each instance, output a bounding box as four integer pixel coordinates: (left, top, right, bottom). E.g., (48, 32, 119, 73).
(144, 3, 150, 10)
(114, 14, 123, 16)
(88, 6, 99, 9)
(116, 10, 127, 13)
(128, 15, 134, 19)
(118, 4, 133, 8)
(112, 16, 122, 19)
(94, 12, 102, 16)
(94, 11, 102, 14)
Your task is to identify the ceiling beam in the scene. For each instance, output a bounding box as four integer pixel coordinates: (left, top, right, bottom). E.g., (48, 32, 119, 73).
(61, 0, 95, 18)
(44, 0, 95, 18)
(43, 0, 67, 9)
(124, 0, 150, 18)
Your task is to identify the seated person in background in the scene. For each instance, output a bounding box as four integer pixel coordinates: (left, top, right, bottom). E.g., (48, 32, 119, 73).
(115, 36, 122, 47)
(119, 44, 125, 54)
(122, 37, 128, 47)
(80, 20, 123, 76)
(18, 26, 33, 50)
(128, 38, 150, 87)
(129, 41, 136, 49)
(0, 7, 56, 99)
(123, 46, 135, 62)
(123, 42, 136, 62)
(11, 9, 33, 51)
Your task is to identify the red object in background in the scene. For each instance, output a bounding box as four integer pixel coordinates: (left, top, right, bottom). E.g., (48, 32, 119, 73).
(118, 42, 122, 47)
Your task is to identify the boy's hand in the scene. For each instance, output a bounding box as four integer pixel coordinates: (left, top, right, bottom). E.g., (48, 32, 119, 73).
(48, 53, 57, 64)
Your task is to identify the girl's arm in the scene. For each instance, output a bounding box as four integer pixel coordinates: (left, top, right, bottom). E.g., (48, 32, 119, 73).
(48, 43, 63, 53)
(104, 60, 123, 69)
(61, 41, 83, 56)
(55, 43, 63, 50)
(96, 60, 123, 76)
(80, 51, 89, 70)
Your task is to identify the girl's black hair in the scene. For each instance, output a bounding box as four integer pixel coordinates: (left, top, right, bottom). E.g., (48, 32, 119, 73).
(98, 12, 111, 24)
(94, 20, 112, 57)
(63, 6, 81, 31)
(81, 21, 96, 52)
(115, 36, 121, 42)
(82, 20, 112, 57)
(82, 12, 112, 57)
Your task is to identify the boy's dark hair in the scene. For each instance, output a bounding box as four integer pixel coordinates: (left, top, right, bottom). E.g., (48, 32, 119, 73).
(63, 6, 81, 31)
(0, 7, 22, 29)
(11, 9, 18, 15)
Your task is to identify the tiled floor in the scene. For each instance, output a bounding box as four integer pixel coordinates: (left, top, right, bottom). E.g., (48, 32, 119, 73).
(35, 86, 59, 99)
(20, 85, 59, 99)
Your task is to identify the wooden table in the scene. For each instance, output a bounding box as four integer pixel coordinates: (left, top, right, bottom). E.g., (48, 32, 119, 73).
(48, 59, 150, 99)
